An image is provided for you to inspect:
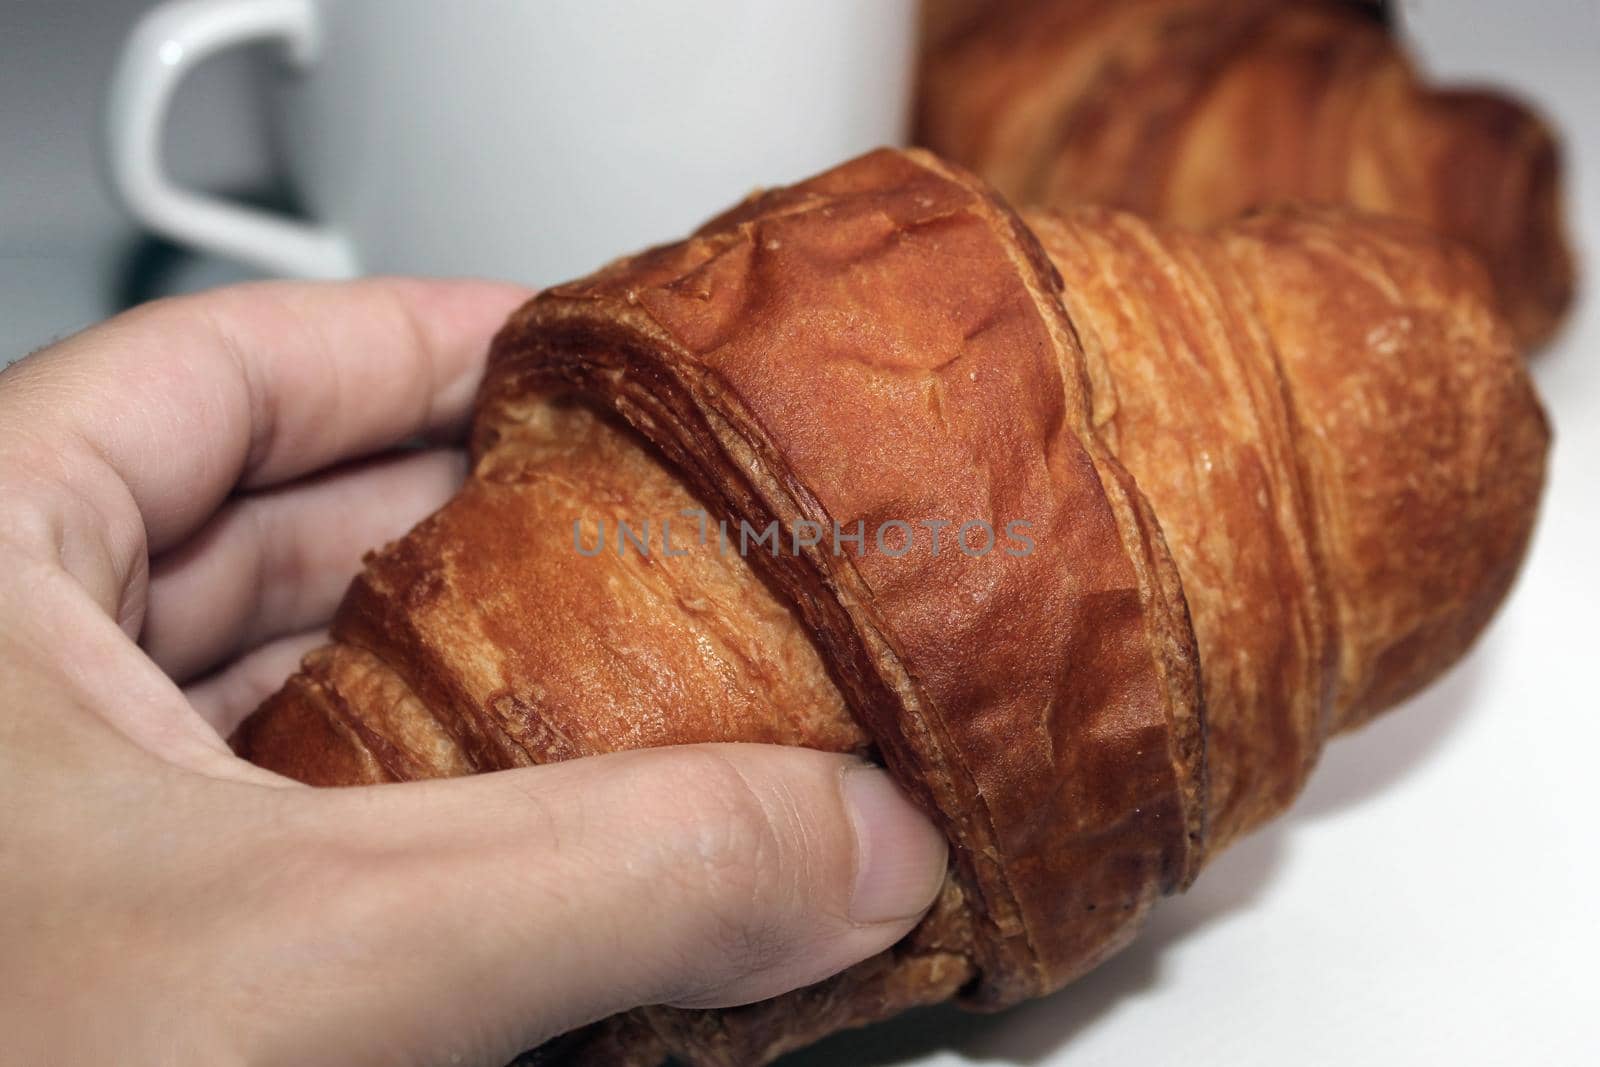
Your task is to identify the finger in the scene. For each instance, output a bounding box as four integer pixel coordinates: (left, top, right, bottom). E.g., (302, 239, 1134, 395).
(0, 278, 529, 617)
(0, 552, 284, 782)
(184, 628, 327, 738)
(232, 745, 949, 1066)
(143, 448, 466, 683)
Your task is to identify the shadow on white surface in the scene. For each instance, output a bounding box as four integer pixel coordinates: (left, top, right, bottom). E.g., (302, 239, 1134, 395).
(1293, 651, 1485, 820)
(777, 647, 1492, 1066)
(778, 826, 1288, 1066)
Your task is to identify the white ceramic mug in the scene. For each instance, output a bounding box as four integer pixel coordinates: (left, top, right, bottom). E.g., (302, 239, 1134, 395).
(104, 0, 915, 285)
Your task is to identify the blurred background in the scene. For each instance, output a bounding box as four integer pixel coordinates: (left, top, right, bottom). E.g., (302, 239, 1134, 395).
(3, 0, 278, 361)
(1, 0, 919, 361)
(2, 1, 1595, 363)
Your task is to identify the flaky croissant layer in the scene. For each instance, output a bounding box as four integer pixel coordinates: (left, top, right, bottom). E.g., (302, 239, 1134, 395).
(918, 0, 1576, 349)
(236, 149, 1546, 1066)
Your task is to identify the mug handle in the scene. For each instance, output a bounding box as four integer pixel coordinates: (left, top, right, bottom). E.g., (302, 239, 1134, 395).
(103, 0, 355, 278)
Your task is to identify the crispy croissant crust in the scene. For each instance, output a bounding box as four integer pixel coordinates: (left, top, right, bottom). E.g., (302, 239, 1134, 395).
(236, 148, 1547, 1066)
(917, 0, 1575, 349)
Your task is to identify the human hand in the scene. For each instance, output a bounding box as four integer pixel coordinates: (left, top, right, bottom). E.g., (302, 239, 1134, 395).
(0, 280, 947, 1066)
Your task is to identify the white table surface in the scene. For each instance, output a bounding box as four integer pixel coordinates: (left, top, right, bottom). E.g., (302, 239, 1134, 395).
(2, 2, 1596, 1065)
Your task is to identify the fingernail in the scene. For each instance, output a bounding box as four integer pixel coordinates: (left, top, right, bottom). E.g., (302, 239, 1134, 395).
(840, 766, 948, 925)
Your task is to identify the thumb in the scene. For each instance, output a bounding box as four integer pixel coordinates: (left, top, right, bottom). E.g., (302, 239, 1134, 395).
(234, 743, 948, 1067)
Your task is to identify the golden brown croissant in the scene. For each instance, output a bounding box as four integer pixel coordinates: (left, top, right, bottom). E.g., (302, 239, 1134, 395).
(235, 148, 1547, 1065)
(917, 0, 1575, 349)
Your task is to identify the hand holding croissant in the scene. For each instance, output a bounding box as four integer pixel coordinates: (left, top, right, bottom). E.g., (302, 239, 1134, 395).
(0, 277, 962, 1065)
(236, 149, 1548, 1064)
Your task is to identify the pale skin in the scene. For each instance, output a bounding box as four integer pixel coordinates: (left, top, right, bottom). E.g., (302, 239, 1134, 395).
(0, 279, 947, 1066)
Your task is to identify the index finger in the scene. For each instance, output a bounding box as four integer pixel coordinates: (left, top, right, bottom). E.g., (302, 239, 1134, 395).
(0, 277, 530, 557)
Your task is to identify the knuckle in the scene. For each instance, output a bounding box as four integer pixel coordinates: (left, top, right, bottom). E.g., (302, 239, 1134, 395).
(652, 749, 820, 977)
(669, 750, 789, 889)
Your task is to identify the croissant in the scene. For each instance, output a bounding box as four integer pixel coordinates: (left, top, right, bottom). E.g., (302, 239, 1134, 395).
(916, 0, 1575, 349)
(235, 148, 1547, 1065)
